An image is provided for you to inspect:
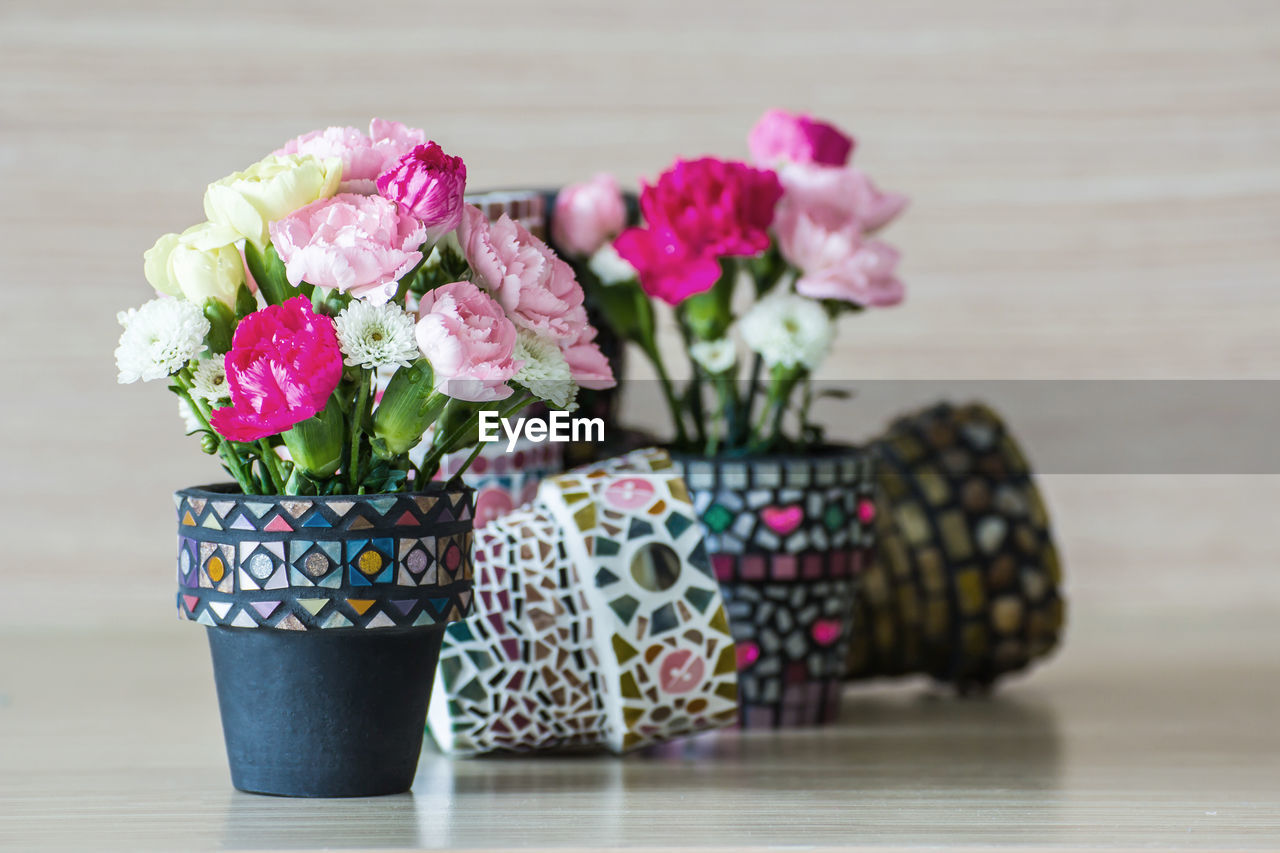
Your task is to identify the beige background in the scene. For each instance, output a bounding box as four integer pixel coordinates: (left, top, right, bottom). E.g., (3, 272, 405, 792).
(1, 1, 1279, 848)
(2, 0, 1277, 628)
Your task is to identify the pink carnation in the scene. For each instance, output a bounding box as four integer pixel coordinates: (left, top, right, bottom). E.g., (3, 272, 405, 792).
(776, 208, 904, 307)
(269, 193, 426, 305)
(377, 142, 467, 243)
(748, 109, 855, 167)
(778, 162, 908, 235)
(612, 225, 722, 305)
(558, 306, 616, 390)
(416, 281, 521, 402)
(457, 205, 587, 341)
(277, 119, 426, 191)
(614, 158, 783, 305)
(210, 297, 343, 442)
(552, 173, 627, 257)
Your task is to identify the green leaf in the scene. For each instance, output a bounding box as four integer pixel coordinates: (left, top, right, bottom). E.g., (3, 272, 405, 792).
(202, 297, 237, 354)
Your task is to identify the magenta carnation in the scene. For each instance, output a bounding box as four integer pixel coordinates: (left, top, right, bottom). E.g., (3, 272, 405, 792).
(269, 193, 426, 305)
(748, 109, 855, 167)
(276, 118, 426, 190)
(613, 158, 782, 305)
(612, 225, 722, 305)
(376, 142, 467, 243)
(210, 297, 343, 442)
(457, 205, 587, 342)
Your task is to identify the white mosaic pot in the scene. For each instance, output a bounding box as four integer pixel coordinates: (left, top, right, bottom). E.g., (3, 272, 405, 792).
(427, 448, 739, 754)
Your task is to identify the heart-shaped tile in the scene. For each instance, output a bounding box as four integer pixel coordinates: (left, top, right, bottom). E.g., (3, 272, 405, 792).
(760, 505, 804, 535)
(811, 619, 842, 646)
(735, 641, 761, 670)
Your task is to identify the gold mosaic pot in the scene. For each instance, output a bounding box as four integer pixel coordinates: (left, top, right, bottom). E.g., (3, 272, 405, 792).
(846, 402, 1066, 691)
(672, 448, 876, 728)
(175, 484, 475, 797)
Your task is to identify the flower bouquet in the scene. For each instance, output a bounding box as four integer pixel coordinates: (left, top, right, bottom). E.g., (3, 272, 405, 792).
(553, 109, 904, 726)
(118, 119, 613, 796)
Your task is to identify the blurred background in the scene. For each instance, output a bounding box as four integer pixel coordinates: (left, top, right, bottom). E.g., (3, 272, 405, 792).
(1, 0, 1277, 638)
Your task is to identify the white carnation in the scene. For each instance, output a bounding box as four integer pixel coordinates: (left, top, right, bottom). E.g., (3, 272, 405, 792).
(115, 298, 209, 384)
(587, 243, 638, 285)
(739, 292, 833, 370)
(334, 300, 419, 370)
(690, 337, 738, 374)
(189, 357, 230, 405)
(513, 330, 577, 410)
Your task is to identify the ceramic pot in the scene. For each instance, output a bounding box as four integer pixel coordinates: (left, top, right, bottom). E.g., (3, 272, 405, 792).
(175, 484, 475, 797)
(427, 448, 739, 754)
(672, 448, 876, 728)
(847, 402, 1065, 691)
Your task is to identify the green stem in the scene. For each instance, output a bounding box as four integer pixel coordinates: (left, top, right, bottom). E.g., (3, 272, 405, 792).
(256, 439, 286, 493)
(173, 374, 254, 494)
(347, 370, 371, 492)
(644, 344, 690, 447)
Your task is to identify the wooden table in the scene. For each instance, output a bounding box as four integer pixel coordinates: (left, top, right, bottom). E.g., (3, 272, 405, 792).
(2, 598, 1277, 850)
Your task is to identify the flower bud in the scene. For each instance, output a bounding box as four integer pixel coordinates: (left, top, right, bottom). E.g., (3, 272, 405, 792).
(281, 397, 345, 477)
(372, 360, 445, 456)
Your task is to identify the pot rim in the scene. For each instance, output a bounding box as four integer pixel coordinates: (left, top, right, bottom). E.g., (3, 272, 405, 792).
(175, 481, 474, 502)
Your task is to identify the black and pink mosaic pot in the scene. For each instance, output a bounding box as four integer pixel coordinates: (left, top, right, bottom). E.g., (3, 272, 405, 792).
(672, 448, 876, 728)
(175, 484, 475, 797)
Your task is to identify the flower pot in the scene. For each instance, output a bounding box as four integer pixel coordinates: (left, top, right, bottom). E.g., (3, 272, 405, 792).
(427, 448, 739, 754)
(847, 402, 1065, 691)
(175, 484, 475, 797)
(672, 448, 876, 728)
(427, 435, 563, 528)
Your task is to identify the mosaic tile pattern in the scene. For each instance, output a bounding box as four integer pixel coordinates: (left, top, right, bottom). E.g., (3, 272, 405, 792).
(428, 448, 739, 755)
(175, 486, 475, 631)
(424, 436, 563, 529)
(847, 402, 1065, 690)
(673, 450, 876, 728)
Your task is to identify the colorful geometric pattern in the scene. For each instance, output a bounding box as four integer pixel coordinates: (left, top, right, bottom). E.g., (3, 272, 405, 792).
(175, 486, 475, 631)
(428, 448, 738, 755)
(847, 402, 1065, 690)
(427, 436, 563, 529)
(673, 449, 876, 728)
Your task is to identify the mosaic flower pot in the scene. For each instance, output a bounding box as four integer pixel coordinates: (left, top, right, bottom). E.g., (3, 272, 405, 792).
(175, 484, 475, 797)
(847, 402, 1065, 691)
(425, 436, 563, 529)
(427, 448, 739, 754)
(673, 449, 876, 728)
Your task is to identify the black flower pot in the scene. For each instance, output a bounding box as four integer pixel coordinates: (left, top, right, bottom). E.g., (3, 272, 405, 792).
(672, 448, 876, 728)
(847, 402, 1065, 691)
(175, 484, 475, 797)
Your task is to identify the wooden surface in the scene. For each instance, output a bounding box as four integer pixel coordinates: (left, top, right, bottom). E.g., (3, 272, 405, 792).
(1, 0, 1279, 849)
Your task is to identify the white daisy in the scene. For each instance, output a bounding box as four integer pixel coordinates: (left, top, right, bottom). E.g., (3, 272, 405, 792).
(739, 292, 833, 370)
(690, 337, 738, 374)
(513, 330, 577, 410)
(115, 298, 209, 384)
(587, 243, 638, 285)
(189, 357, 231, 405)
(334, 300, 419, 370)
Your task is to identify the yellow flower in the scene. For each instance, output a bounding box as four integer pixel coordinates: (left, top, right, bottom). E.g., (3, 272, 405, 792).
(144, 222, 246, 307)
(202, 153, 342, 248)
